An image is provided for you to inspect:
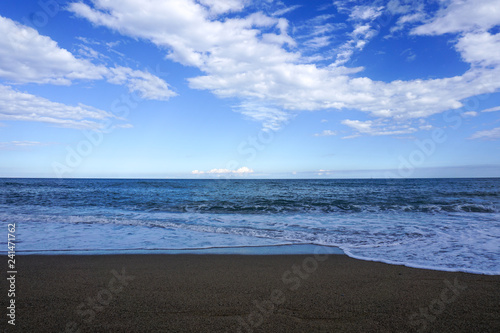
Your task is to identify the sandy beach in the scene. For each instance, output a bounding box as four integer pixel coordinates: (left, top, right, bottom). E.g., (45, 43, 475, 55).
(4, 253, 498, 332)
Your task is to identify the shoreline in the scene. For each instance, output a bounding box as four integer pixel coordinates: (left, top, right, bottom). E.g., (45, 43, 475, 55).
(7, 253, 500, 332)
(7, 243, 344, 256)
(10, 243, 498, 275)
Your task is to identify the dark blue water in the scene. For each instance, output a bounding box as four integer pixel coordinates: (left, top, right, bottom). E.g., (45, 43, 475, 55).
(1, 178, 499, 274)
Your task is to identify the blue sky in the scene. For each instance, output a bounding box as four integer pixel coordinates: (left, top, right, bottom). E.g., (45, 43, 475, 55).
(0, 0, 499, 178)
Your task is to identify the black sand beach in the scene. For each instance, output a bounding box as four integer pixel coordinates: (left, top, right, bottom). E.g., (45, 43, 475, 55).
(4, 253, 499, 332)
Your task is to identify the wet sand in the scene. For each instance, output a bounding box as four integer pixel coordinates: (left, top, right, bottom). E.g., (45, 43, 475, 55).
(6, 254, 500, 332)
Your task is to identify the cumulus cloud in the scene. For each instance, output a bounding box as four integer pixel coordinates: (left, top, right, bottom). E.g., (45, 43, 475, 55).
(198, 0, 248, 15)
(412, 0, 500, 35)
(0, 15, 105, 84)
(67, 0, 500, 135)
(192, 166, 254, 175)
(0, 15, 175, 101)
(455, 31, 500, 67)
(0, 84, 116, 130)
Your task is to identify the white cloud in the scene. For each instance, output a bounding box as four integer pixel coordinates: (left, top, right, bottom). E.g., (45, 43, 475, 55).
(0, 15, 175, 101)
(107, 66, 176, 101)
(349, 6, 383, 21)
(9, 141, 44, 146)
(419, 124, 433, 130)
(341, 118, 418, 137)
(401, 48, 416, 62)
(294, 14, 341, 48)
(314, 130, 337, 137)
(412, 0, 500, 35)
(303, 36, 331, 49)
(0, 141, 52, 150)
(387, 0, 425, 35)
(198, 0, 248, 15)
(387, 0, 413, 14)
(67, 0, 500, 135)
(456, 31, 500, 67)
(482, 106, 500, 112)
(462, 111, 478, 117)
(192, 166, 254, 174)
(469, 127, 500, 140)
(237, 102, 291, 131)
(77, 44, 103, 60)
(398, 12, 424, 25)
(272, 5, 302, 17)
(0, 15, 105, 85)
(342, 119, 373, 132)
(331, 5, 382, 66)
(0, 84, 115, 130)
(317, 169, 334, 176)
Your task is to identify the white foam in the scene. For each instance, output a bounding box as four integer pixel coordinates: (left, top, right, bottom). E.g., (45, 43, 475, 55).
(2, 210, 499, 275)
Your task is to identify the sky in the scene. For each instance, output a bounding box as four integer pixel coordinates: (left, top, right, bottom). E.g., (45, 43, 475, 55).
(0, 0, 499, 179)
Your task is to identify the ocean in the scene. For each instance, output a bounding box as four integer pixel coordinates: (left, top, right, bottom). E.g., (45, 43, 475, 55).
(1, 178, 499, 274)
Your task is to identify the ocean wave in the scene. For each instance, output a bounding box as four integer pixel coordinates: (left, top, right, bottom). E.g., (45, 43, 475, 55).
(1, 178, 499, 275)
(3, 211, 498, 275)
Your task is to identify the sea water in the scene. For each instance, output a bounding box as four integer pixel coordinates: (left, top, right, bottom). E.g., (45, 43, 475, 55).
(0, 178, 498, 274)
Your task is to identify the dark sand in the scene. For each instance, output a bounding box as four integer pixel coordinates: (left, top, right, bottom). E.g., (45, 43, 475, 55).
(5, 254, 500, 332)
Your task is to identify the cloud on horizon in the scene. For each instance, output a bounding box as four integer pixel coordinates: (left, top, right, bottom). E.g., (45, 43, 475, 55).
(192, 166, 254, 175)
